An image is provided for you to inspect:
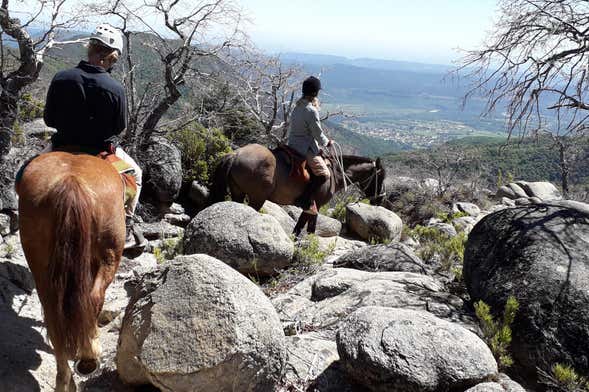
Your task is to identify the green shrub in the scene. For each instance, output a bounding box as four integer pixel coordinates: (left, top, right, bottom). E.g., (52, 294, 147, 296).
(407, 225, 467, 273)
(550, 363, 589, 392)
(11, 120, 25, 146)
(18, 93, 44, 122)
(435, 210, 469, 223)
(169, 122, 231, 184)
(474, 296, 519, 370)
(153, 236, 182, 264)
(294, 234, 334, 266)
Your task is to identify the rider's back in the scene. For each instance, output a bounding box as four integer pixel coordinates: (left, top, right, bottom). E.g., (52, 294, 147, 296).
(287, 99, 327, 157)
(44, 61, 126, 150)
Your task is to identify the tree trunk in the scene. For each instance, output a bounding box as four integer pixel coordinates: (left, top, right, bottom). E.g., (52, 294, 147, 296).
(0, 5, 42, 158)
(558, 142, 570, 198)
(0, 84, 19, 157)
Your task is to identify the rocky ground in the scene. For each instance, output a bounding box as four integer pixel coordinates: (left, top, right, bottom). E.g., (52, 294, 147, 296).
(3, 175, 587, 392)
(1, 123, 588, 391)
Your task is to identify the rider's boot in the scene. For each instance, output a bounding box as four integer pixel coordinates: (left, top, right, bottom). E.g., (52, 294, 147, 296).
(293, 212, 312, 238)
(295, 175, 327, 211)
(306, 213, 318, 234)
(124, 215, 147, 251)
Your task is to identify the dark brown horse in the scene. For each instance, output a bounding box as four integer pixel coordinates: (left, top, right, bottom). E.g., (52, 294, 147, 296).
(17, 152, 126, 392)
(209, 143, 386, 224)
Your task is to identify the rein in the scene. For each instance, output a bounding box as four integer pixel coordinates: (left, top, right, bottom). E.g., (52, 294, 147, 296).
(325, 141, 386, 202)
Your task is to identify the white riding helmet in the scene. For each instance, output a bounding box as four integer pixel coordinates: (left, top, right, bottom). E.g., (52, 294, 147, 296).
(90, 24, 124, 54)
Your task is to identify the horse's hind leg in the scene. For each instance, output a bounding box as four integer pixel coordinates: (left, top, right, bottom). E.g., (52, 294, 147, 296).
(55, 348, 76, 392)
(75, 324, 100, 376)
(75, 255, 119, 376)
(229, 179, 245, 203)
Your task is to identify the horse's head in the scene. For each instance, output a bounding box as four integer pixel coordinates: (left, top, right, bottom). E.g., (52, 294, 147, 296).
(338, 155, 387, 205)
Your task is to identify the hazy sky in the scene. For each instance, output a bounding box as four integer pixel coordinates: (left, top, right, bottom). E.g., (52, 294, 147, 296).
(240, 0, 499, 64)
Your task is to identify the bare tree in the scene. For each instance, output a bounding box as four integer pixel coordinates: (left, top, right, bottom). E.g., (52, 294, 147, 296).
(88, 0, 246, 149)
(0, 0, 84, 157)
(227, 48, 302, 144)
(459, 0, 589, 196)
(408, 145, 479, 197)
(460, 0, 589, 134)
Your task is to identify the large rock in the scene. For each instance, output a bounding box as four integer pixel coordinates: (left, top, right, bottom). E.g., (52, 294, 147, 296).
(516, 181, 561, 201)
(427, 221, 458, 237)
(138, 136, 182, 205)
(452, 215, 477, 234)
(281, 334, 339, 387)
(272, 268, 472, 336)
(334, 243, 427, 274)
(337, 307, 497, 392)
(282, 205, 342, 237)
(497, 181, 562, 202)
(183, 201, 294, 276)
(262, 201, 296, 234)
(137, 220, 184, 240)
(466, 373, 526, 392)
(464, 205, 589, 378)
(116, 254, 286, 391)
(346, 203, 402, 242)
(453, 202, 481, 217)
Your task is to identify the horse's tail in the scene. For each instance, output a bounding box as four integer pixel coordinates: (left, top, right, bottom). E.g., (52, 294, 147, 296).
(46, 175, 96, 358)
(209, 153, 235, 204)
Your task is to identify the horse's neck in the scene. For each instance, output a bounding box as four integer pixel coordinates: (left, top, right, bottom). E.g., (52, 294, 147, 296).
(334, 161, 373, 191)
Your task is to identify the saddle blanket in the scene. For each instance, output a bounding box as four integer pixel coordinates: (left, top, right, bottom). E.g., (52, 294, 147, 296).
(273, 145, 310, 183)
(97, 152, 137, 208)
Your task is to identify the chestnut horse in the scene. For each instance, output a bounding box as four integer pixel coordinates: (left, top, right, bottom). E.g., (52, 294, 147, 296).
(209, 143, 386, 214)
(17, 152, 126, 392)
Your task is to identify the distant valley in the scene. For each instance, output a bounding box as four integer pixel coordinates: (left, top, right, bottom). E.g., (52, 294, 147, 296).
(282, 52, 509, 154)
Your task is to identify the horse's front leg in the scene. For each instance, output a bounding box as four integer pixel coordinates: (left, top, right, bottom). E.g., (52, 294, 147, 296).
(55, 348, 76, 392)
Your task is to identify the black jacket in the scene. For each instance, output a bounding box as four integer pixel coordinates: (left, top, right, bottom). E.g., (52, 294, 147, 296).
(44, 61, 127, 150)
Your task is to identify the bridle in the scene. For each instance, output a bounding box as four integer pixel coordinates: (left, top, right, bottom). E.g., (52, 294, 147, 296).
(325, 142, 387, 203)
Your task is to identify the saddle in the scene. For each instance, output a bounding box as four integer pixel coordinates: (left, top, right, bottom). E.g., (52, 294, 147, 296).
(273, 144, 311, 183)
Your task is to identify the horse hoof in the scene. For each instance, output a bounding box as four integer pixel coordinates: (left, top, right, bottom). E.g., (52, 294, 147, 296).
(74, 358, 100, 377)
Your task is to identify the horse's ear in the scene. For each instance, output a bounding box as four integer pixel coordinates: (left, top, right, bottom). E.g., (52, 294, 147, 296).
(376, 157, 382, 168)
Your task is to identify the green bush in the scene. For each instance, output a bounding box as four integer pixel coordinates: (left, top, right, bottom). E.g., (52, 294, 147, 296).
(11, 120, 25, 146)
(169, 122, 231, 184)
(153, 236, 182, 264)
(320, 194, 369, 223)
(435, 210, 469, 223)
(18, 93, 44, 122)
(407, 225, 467, 273)
(294, 234, 334, 266)
(474, 296, 519, 370)
(550, 363, 589, 392)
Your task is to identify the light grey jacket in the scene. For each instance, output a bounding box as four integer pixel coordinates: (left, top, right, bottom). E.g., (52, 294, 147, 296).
(287, 99, 329, 156)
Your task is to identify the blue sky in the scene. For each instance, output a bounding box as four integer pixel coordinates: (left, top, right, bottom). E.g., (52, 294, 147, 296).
(240, 0, 499, 64)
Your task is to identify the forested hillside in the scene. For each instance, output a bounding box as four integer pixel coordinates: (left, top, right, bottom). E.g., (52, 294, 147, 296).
(385, 136, 589, 190)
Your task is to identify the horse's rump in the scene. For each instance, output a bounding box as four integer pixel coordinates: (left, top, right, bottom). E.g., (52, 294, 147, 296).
(18, 152, 125, 358)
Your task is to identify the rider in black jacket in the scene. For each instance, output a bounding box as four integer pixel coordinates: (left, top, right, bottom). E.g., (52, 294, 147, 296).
(44, 61, 127, 150)
(43, 24, 145, 250)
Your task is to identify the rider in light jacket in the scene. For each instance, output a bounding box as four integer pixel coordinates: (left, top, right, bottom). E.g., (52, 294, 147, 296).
(287, 76, 332, 213)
